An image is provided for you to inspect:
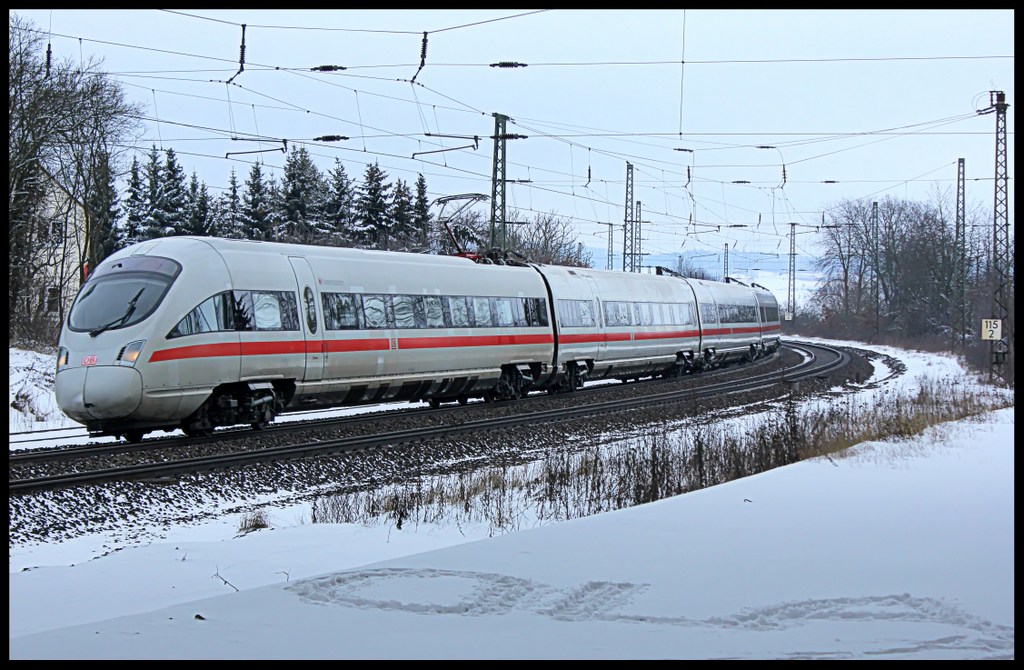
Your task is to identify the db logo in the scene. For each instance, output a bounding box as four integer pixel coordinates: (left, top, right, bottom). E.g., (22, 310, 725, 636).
(81, 355, 98, 366)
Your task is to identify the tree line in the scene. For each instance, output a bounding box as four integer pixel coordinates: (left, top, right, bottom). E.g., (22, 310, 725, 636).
(800, 190, 1013, 382)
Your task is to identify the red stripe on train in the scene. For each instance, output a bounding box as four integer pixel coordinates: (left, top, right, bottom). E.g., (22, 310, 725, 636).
(150, 333, 553, 362)
(149, 325, 781, 363)
(400, 334, 554, 349)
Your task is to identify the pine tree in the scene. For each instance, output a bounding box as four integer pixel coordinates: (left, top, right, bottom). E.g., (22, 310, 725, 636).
(241, 162, 274, 240)
(354, 161, 391, 249)
(160, 147, 189, 235)
(322, 159, 355, 247)
(185, 171, 213, 237)
(215, 169, 245, 238)
(413, 173, 433, 252)
(277, 147, 325, 244)
(266, 176, 285, 242)
(85, 149, 122, 268)
(388, 178, 415, 252)
(122, 156, 146, 246)
(140, 145, 164, 240)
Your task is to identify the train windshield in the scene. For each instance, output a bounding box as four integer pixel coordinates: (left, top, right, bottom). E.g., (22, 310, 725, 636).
(67, 256, 181, 334)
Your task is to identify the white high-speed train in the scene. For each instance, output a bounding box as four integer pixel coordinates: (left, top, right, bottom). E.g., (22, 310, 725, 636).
(55, 237, 781, 441)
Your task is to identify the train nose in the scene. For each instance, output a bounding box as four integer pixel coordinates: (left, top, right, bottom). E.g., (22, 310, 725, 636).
(56, 366, 144, 422)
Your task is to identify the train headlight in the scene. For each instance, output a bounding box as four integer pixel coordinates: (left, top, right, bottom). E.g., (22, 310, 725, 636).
(117, 340, 146, 367)
(56, 346, 69, 372)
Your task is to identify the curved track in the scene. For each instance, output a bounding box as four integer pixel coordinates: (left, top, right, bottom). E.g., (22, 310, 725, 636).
(9, 341, 850, 494)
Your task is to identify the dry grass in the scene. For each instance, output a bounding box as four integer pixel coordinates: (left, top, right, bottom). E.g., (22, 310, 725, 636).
(310, 375, 1012, 532)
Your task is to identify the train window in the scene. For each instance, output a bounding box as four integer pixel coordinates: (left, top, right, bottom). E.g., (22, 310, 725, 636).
(253, 293, 284, 330)
(638, 303, 652, 326)
(322, 293, 360, 330)
(558, 299, 596, 328)
(447, 296, 471, 328)
(699, 303, 717, 325)
(168, 292, 234, 338)
(168, 299, 214, 338)
(392, 295, 426, 329)
(232, 291, 255, 331)
(423, 296, 445, 328)
(653, 303, 664, 326)
(676, 303, 694, 326)
(303, 287, 318, 334)
(362, 294, 389, 329)
(250, 291, 300, 331)
(603, 301, 629, 327)
(493, 298, 515, 327)
(523, 298, 548, 327)
(472, 297, 493, 328)
(510, 298, 527, 327)
(765, 306, 779, 323)
(716, 304, 757, 324)
(392, 295, 418, 329)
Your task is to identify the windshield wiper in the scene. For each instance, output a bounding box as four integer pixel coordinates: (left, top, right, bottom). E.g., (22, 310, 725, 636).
(89, 287, 145, 338)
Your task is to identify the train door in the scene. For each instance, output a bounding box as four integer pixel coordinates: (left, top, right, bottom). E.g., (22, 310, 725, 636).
(585, 276, 606, 359)
(287, 256, 325, 382)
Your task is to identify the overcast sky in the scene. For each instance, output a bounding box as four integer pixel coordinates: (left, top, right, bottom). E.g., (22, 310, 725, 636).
(9, 9, 1015, 273)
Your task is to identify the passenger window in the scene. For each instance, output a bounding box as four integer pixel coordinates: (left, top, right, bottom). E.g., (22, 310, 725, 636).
(253, 292, 284, 330)
(494, 298, 515, 327)
(229, 290, 300, 332)
(530, 298, 550, 327)
(472, 297, 493, 327)
(322, 293, 360, 330)
(448, 296, 471, 328)
(424, 296, 445, 328)
(392, 295, 417, 329)
(232, 291, 255, 331)
(168, 292, 236, 338)
(362, 294, 389, 329)
(169, 300, 213, 338)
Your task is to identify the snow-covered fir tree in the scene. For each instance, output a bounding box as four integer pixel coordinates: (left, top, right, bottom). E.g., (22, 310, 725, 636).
(413, 173, 433, 252)
(354, 161, 391, 249)
(275, 147, 326, 244)
(159, 148, 189, 235)
(139, 145, 165, 240)
(122, 156, 146, 247)
(215, 169, 245, 238)
(322, 159, 355, 247)
(185, 171, 213, 237)
(388, 178, 416, 252)
(240, 161, 274, 240)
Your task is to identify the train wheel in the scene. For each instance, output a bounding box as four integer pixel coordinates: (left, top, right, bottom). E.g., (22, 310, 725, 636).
(251, 406, 274, 430)
(429, 398, 441, 409)
(124, 430, 145, 443)
(457, 396, 469, 406)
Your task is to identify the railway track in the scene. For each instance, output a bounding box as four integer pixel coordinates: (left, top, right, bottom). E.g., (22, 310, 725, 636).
(9, 341, 849, 494)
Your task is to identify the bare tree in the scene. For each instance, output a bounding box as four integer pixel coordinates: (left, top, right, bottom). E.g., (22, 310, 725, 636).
(505, 210, 593, 267)
(9, 13, 142, 344)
